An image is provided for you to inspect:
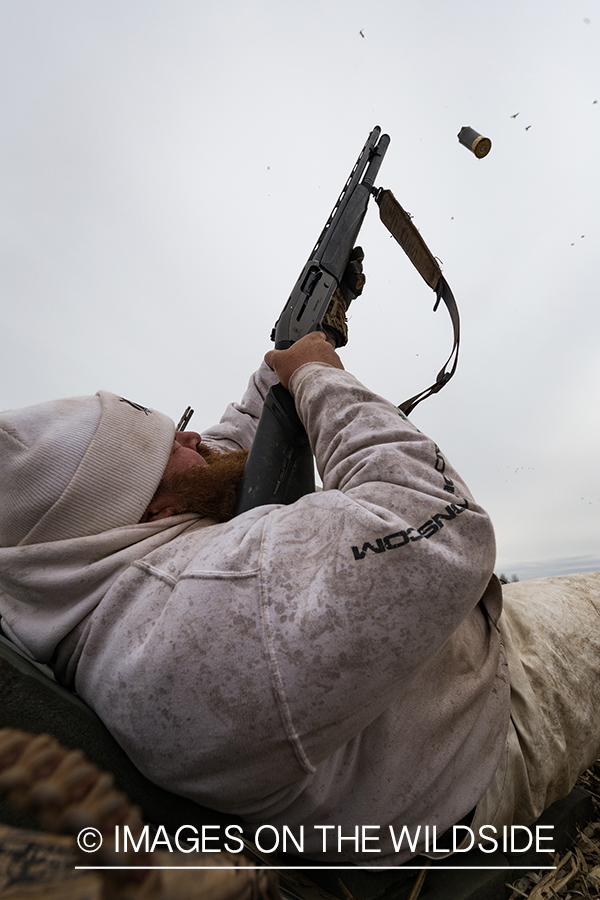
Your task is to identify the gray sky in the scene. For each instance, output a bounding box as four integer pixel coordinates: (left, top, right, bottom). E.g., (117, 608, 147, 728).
(1, 0, 598, 580)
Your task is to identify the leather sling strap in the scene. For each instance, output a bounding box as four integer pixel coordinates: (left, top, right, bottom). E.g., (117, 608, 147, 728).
(375, 189, 460, 417)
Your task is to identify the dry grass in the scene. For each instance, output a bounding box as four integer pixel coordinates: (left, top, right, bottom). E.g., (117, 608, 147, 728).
(507, 761, 600, 900)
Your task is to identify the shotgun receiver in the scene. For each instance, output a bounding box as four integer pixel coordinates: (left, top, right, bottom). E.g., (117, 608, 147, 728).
(233, 128, 390, 516)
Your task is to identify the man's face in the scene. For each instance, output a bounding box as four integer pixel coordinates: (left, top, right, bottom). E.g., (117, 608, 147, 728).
(140, 432, 248, 524)
(163, 432, 207, 481)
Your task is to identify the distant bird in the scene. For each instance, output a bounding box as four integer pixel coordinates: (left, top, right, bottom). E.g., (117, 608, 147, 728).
(525, 125, 532, 130)
(594, 100, 598, 104)
(359, 29, 364, 37)
(510, 112, 519, 118)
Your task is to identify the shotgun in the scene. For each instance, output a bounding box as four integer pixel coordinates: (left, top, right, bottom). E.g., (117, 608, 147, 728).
(234, 128, 389, 515)
(234, 126, 460, 515)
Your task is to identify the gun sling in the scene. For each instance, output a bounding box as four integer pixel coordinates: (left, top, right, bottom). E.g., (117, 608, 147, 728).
(374, 188, 460, 417)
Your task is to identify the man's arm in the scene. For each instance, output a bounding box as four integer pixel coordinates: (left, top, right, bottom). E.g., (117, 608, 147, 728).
(199, 361, 279, 452)
(254, 341, 498, 757)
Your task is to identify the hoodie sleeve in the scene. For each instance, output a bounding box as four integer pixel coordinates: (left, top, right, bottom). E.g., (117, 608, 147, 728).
(257, 362, 497, 762)
(200, 361, 279, 451)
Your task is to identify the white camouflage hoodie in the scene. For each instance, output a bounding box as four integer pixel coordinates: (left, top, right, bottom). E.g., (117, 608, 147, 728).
(0, 361, 509, 864)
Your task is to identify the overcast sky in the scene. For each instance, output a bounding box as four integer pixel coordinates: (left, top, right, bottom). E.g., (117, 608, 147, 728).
(1, 0, 598, 580)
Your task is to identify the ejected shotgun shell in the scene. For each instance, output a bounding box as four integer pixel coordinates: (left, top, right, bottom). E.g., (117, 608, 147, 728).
(457, 126, 491, 158)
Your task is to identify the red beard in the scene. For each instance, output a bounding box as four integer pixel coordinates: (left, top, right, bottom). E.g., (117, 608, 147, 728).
(166, 445, 249, 523)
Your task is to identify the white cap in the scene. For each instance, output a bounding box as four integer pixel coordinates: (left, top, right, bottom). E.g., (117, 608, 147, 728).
(0, 391, 175, 546)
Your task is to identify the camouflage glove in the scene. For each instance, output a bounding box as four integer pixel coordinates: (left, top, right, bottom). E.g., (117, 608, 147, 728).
(322, 246, 366, 348)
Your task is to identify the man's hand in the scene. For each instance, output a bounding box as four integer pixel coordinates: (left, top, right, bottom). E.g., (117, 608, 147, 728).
(322, 246, 366, 348)
(264, 332, 344, 390)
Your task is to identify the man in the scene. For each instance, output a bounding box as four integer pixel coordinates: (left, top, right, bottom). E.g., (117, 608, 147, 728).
(0, 330, 599, 865)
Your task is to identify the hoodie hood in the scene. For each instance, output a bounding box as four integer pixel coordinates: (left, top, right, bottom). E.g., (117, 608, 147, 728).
(0, 514, 202, 684)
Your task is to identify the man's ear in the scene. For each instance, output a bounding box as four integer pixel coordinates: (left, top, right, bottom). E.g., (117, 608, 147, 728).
(140, 492, 180, 523)
(147, 506, 177, 522)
